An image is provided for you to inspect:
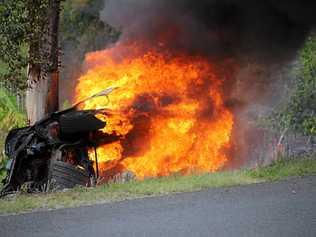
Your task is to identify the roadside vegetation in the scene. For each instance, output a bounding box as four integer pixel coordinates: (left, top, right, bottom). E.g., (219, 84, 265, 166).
(0, 88, 26, 178)
(265, 33, 316, 137)
(0, 155, 315, 215)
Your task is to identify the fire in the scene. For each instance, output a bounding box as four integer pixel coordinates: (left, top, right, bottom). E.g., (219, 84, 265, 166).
(75, 42, 234, 179)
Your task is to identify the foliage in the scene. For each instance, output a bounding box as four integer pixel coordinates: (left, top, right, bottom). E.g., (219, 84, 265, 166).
(59, 0, 120, 84)
(0, 157, 6, 179)
(0, 0, 53, 91)
(60, 0, 119, 51)
(267, 33, 316, 136)
(0, 88, 26, 178)
(0, 0, 27, 90)
(0, 1, 28, 69)
(0, 88, 26, 129)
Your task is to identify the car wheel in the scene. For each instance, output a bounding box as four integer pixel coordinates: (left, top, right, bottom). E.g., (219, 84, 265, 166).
(49, 160, 94, 189)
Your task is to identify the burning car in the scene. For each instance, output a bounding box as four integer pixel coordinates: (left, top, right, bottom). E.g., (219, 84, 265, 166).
(0, 88, 120, 197)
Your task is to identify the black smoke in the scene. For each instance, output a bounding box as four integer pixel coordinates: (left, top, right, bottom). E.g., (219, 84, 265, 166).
(101, 0, 316, 113)
(102, 0, 316, 62)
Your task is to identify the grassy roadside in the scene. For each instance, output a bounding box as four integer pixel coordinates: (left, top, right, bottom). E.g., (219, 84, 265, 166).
(0, 156, 315, 215)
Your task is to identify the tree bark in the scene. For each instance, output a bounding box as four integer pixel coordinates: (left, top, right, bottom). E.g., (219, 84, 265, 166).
(26, 0, 60, 125)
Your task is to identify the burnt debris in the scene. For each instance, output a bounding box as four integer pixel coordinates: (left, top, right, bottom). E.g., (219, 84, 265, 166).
(0, 88, 120, 198)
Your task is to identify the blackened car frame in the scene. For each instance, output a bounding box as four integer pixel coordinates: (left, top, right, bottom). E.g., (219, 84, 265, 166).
(0, 87, 120, 197)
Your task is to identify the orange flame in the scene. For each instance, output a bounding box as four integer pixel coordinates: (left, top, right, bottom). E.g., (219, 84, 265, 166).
(75, 43, 234, 179)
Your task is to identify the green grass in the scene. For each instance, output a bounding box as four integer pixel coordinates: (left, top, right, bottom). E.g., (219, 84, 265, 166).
(0, 156, 315, 215)
(248, 157, 316, 181)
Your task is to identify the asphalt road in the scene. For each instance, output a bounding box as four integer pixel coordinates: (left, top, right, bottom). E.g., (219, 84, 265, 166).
(0, 176, 315, 237)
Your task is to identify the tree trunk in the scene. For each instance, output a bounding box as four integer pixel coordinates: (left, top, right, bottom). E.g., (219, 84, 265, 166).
(26, 0, 60, 125)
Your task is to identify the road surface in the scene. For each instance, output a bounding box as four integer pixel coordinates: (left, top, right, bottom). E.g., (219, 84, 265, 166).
(0, 176, 315, 237)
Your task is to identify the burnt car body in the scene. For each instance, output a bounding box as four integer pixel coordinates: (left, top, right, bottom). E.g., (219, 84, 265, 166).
(0, 88, 120, 197)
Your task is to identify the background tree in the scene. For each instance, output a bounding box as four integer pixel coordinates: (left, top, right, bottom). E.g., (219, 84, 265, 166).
(267, 33, 316, 138)
(0, 0, 29, 91)
(0, 0, 61, 124)
(59, 0, 120, 103)
(0, 0, 120, 121)
(26, 0, 61, 124)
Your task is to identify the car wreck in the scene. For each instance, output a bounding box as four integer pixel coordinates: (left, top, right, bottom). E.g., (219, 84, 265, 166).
(0, 88, 120, 198)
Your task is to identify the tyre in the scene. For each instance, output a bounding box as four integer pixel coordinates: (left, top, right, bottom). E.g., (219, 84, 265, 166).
(49, 160, 95, 189)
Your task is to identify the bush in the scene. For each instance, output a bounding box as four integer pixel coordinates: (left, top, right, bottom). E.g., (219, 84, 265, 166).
(267, 33, 316, 136)
(0, 88, 26, 178)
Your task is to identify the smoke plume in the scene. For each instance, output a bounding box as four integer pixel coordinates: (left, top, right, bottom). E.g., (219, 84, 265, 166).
(100, 0, 316, 110)
(102, 0, 315, 61)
